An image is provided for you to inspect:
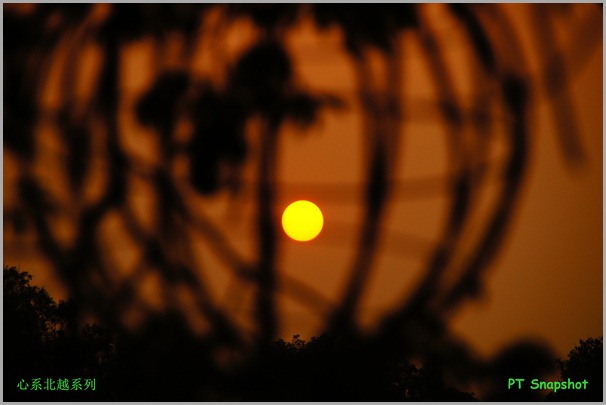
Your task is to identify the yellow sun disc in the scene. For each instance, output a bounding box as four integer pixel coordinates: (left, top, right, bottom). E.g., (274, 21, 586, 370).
(281, 200, 323, 242)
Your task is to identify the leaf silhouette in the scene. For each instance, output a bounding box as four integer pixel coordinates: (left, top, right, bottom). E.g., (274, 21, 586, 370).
(135, 71, 190, 141)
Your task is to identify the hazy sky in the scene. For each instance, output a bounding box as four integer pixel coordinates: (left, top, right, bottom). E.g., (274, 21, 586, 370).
(274, 5, 603, 358)
(3, 4, 602, 360)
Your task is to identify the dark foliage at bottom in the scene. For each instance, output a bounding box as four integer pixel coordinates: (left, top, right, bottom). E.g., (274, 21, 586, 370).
(4, 266, 601, 401)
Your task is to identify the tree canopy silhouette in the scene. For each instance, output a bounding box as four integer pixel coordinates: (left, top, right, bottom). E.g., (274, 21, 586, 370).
(3, 266, 115, 401)
(546, 337, 603, 402)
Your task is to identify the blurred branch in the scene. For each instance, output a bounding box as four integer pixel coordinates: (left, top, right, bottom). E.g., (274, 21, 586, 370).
(529, 4, 585, 166)
(255, 123, 279, 347)
(439, 9, 531, 309)
(383, 10, 472, 326)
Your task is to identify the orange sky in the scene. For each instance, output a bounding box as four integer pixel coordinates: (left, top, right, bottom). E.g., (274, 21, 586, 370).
(3, 4, 602, 359)
(276, 5, 603, 358)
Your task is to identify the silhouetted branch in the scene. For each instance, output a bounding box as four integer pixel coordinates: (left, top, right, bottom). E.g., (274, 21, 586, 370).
(530, 5, 585, 166)
(388, 11, 471, 322)
(255, 122, 279, 347)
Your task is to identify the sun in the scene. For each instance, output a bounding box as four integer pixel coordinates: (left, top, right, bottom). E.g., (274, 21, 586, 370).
(281, 200, 324, 242)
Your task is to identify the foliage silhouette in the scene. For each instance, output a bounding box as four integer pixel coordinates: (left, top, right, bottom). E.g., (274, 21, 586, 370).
(546, 337, 603, 402)
(3, 266, 115, 401)
(3, 3, 601, 401)
(5, 269, 480, 401)
(233, 333, 478, 401)
(4, 266, 603, 401)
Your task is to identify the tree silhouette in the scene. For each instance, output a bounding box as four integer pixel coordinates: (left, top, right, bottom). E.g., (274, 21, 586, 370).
(162, 332, 479, 401)
(3, 267, 602, 401)
(4, 266, 60, 390)
(3, 266, 115, 401)
(546, 337, 603, 402)
(4, 3, 601, 401)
